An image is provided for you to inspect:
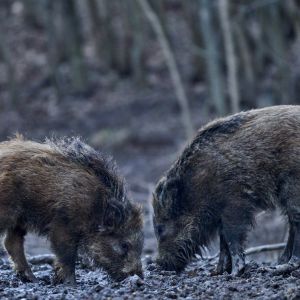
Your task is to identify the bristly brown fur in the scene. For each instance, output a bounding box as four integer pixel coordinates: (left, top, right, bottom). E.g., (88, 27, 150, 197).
(0, 137, 143, 284)
(46, 137, 126, 202)
(153, 105, 300, 275)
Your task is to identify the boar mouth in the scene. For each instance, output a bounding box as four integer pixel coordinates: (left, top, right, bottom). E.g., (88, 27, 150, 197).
(101, 266, 128, 281)
(90, 256, 143, 281)
(157, 237, 200, 272)
(103, 266, 144, 282)
(109, 271, 144, 282)
(156, 256, 188, 272)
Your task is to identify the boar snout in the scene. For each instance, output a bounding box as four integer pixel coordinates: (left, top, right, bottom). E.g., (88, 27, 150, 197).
(156, 256, 187, 273)
(122, 261, 143, 279)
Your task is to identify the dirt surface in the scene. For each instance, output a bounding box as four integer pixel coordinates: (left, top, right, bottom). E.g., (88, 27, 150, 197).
(1, 255, 300, 300)
(0, 210, 294, 300)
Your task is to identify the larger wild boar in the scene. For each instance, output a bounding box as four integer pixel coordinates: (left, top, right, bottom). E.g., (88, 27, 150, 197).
(153, 105, 300, 276)
(0, 137, 143, 284)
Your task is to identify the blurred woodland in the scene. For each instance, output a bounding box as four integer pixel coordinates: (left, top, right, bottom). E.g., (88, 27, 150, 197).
(0, 0, 299, 183)
(0, 0, 300, 139)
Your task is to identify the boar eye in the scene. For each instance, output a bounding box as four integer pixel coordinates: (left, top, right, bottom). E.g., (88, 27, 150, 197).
(156, 224, 166, 238)
(120, 241, 129, 254)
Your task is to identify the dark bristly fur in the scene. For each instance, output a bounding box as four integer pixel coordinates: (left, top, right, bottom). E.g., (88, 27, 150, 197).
(0, 136, 143, 284)
(46, 137, 126, 202)
(153, 105, 300, 275)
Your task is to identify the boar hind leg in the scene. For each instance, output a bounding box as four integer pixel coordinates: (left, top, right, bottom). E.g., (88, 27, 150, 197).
(211, 232, 231, 276)
(4, 227, 37, 282)
(278, 222, 295, 265)
(50, 225, 77, 285)
(274, 215, 300, 274)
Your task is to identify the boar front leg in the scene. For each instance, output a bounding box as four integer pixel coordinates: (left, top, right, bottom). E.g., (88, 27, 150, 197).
(278, 222, 295, 264)
(49, 225, 77, 285)
(4, 227, 37, 282)
(211, 231, 232, 276)
(222, 207, 248, 276)
(222, 230, 246, 276)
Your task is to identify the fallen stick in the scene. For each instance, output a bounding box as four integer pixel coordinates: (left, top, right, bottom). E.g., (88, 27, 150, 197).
(207, 242, 286, 260)
(245, 242, 285, 256)
(27, 243, 286, 265)
(28, 254, 55, 265)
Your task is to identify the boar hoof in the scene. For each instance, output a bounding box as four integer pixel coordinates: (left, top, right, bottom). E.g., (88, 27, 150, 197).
(52, 262, 76, 285)
(211, 262, 231, 276)
(272, 257, 300, 275)
(210, 269, 221, 276)
(16, 269, 38, 283)
(231, 268, 244, 277)
(52, 269, 76, 285)
(277, 254, 290, 265)
(210, 264, 225, 276)
(230, 264, 245, 277)
(210, 268, 228, 276)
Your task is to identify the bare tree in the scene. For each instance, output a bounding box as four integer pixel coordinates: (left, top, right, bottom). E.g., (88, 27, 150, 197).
(0, 23, 18, 106)
(126, 0, 146, 84)
(199, 0, 226, 115)
(233, 17, 254, 100)
(182, 0, 205, 82)
(137, 0, 194, 139)
(44, 0, 62, 100)
(61, 0, 87, 92)
(218, 0, 240, 113)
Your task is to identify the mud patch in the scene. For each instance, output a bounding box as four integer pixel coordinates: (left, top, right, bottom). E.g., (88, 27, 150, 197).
(0, 256, 299, 299)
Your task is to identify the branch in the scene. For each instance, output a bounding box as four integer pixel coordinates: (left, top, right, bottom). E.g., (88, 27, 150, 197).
(207, 243, 285, 260)
(28, 254, 55, 265)
(245, 243, 285, 256)
(137, 0, 194, 139)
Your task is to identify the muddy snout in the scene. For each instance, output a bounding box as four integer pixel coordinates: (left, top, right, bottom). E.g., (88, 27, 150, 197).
(123, 261, 144, 279)
(156, 252, 188, 273)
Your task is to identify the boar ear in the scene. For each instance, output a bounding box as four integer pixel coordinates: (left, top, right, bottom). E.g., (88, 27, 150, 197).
(164, 176, 182, 216)
(99, 199, 126, 233)
(152, 192, 157, 206)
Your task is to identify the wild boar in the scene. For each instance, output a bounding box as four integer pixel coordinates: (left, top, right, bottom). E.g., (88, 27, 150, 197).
(153, 105, 300, 276)
(0, 136, 143, 284)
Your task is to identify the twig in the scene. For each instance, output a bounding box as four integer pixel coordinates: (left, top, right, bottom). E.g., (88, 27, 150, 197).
(207, 242, 285, 260)
(245, 243, 285, 256)
(137, 0, 194, 139)
(28, 254, 55, 265)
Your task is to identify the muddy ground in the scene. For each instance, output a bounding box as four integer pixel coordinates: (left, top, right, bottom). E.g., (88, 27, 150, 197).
(1, 251, 300, 299)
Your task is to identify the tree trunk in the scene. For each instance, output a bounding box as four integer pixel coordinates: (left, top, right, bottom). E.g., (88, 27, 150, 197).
(61, 0, 87, 92)
(138, 0, 194, 139)
(0, 28, 18, 106)
(218, 0, 240, 113)
(199, 0, 226, 116)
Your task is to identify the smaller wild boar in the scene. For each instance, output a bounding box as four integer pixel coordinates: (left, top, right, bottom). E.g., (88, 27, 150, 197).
(0, 136, 143, 284)
(153, 105, 300, 276)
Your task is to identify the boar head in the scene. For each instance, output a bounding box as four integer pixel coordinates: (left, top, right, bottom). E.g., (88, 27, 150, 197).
(87, 197, 144, 281)
(152, 176, 202, 272)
